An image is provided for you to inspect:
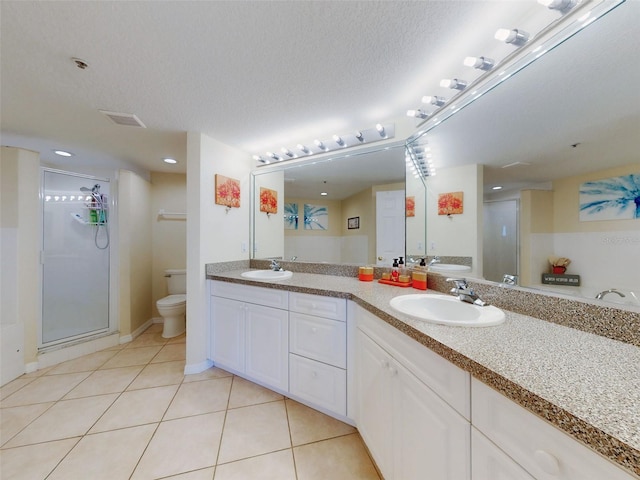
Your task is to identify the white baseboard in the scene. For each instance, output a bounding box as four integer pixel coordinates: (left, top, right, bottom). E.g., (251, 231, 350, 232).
(152, 317, 164, 324)
(119, 318, 155, 344)
(184, 359, 213, 375)
(25, 362, 39, 374)
(37, 333, 120, 369)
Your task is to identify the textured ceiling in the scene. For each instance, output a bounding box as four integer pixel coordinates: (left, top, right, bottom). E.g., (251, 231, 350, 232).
(1, 1, 637, 188)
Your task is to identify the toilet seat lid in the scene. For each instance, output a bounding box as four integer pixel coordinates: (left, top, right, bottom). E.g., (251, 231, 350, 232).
(157, 294, 186, 307)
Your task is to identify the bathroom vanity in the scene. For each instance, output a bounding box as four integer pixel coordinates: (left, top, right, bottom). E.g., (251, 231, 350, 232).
(206, 268, 640, 479)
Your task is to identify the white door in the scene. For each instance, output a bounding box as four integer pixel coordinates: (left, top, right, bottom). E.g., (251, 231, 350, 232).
(210, 297, 245, 373)
(356, 331, 394, 479)
(394, 359, 471, 480)
(376, 190, 405, 266)
(471, 428, 534, 480)
(245, 303, 289, 390)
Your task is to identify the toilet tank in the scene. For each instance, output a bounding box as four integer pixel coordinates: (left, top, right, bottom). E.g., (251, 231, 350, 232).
(165, 269, 186, 294)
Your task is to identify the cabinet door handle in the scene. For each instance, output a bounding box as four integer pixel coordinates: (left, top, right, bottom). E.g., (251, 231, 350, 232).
(534, 449, 560, 475)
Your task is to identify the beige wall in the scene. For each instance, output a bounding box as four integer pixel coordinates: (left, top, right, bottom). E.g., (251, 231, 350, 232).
(426, 164, 483, 276)
(151, 172, 187, 317)
(118, 170, 153, 336)
(520, 189, 554, 287)
(342, 187, 375, 263)
(254, 170, 284, 258)
(406, 174, 426, 259)
(1, 147, 40, 369)
(186, 132, 251, 370)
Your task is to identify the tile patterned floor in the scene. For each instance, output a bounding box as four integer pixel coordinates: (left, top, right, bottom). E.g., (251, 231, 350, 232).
(0, 324, 380, 479)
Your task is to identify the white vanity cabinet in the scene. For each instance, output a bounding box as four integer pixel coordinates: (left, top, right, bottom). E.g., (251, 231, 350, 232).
(472, 378, 634, 480)
(288, 292, 348, 417)
(210, 281, 289, 391)
(355, 304, 471, 480)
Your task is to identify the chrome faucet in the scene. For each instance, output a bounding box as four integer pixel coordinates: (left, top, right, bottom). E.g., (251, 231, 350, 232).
(595, 288, 626, 300)
(270, 260, 283, 271)
(428, 256, 441, 267)
(290, 256, 298, 261)
(502, 274, 518, 286)
(447, 278, 488, 306)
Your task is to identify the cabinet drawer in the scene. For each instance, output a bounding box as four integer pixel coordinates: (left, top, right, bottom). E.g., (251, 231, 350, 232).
(211, 280, 288, 310)
(289, 353, 346, 416)
(289, 292, 346, 322)
(472, 378, 634, 480)
(290, 312, 346, 368)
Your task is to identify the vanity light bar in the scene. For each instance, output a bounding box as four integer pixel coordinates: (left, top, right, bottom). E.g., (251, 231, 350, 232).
(405, 143, 436, 180)
(254, 124, 395, 166)
(407, 0, 624, 138)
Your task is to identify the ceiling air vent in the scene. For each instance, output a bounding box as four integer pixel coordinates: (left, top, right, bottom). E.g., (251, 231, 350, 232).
(99, 110, 146, 128)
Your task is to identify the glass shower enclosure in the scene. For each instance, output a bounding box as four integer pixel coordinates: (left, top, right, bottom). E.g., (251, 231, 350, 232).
(41, 169, 110, 347)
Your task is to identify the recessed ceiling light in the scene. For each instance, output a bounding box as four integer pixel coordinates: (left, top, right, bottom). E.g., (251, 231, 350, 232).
(320, 192, 328, 196)
(54, 150, 73, 157)
(492, 186, 503, 190)
(163, 158, 177, 164)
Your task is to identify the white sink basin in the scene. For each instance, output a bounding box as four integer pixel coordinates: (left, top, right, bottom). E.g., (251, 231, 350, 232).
(429, 263, 471, 273)
(240, 270, 293, 281)
(389, 294, 505, 327)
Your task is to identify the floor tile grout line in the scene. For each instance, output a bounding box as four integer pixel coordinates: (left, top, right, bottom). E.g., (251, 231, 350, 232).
(0, 400, 59, 449)
(212, 373, 235, 468)
(283, 397, 300, 480)
(127, 419, 163, 480)
(42, 436, 83, 480)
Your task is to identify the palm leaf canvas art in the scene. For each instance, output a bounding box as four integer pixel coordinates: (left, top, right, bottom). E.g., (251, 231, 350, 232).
(304, 204, 328, 230)
(284, 202, 298, 230)
(579, 173, 640, 221)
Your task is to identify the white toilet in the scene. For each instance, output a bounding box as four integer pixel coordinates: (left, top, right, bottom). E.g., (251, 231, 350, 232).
(156, 269, 186, 338)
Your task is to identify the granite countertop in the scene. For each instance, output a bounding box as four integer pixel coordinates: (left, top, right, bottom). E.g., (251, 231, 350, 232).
(207, 269, 640, 477)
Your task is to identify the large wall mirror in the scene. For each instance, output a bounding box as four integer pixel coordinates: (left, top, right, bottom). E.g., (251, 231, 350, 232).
(409, 0, 639, 307)
(251, 1, 638, 308)
(252, 142, 425, 266)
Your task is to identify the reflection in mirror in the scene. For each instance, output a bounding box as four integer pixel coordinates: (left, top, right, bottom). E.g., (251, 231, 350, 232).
(252, 142, 422, 266)
(409, 1, 639, 308)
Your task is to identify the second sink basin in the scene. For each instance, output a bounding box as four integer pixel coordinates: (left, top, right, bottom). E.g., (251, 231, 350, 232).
(389, 293, 505, 327)
(240, 270, 293, 281)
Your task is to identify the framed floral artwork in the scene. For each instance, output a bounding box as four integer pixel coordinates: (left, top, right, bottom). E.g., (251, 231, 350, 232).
(406, 196, 415, 217)
(438, 191, 463, 215)
(215, 174, 241, 208)
(259, 187, 278, 214)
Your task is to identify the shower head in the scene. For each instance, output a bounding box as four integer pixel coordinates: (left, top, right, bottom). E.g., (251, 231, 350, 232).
(80, 184, 101, 194)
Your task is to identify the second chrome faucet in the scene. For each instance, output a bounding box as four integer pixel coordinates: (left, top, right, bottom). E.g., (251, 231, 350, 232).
(447, 278, 488, 306)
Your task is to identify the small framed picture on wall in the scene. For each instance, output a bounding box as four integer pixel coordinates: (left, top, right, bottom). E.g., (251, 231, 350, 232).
(348, 216, 360, 229)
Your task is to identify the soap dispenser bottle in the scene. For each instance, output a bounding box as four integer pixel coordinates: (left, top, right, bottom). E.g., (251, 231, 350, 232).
(391, 258, 400, 282)
(398, 257, 405, 275)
